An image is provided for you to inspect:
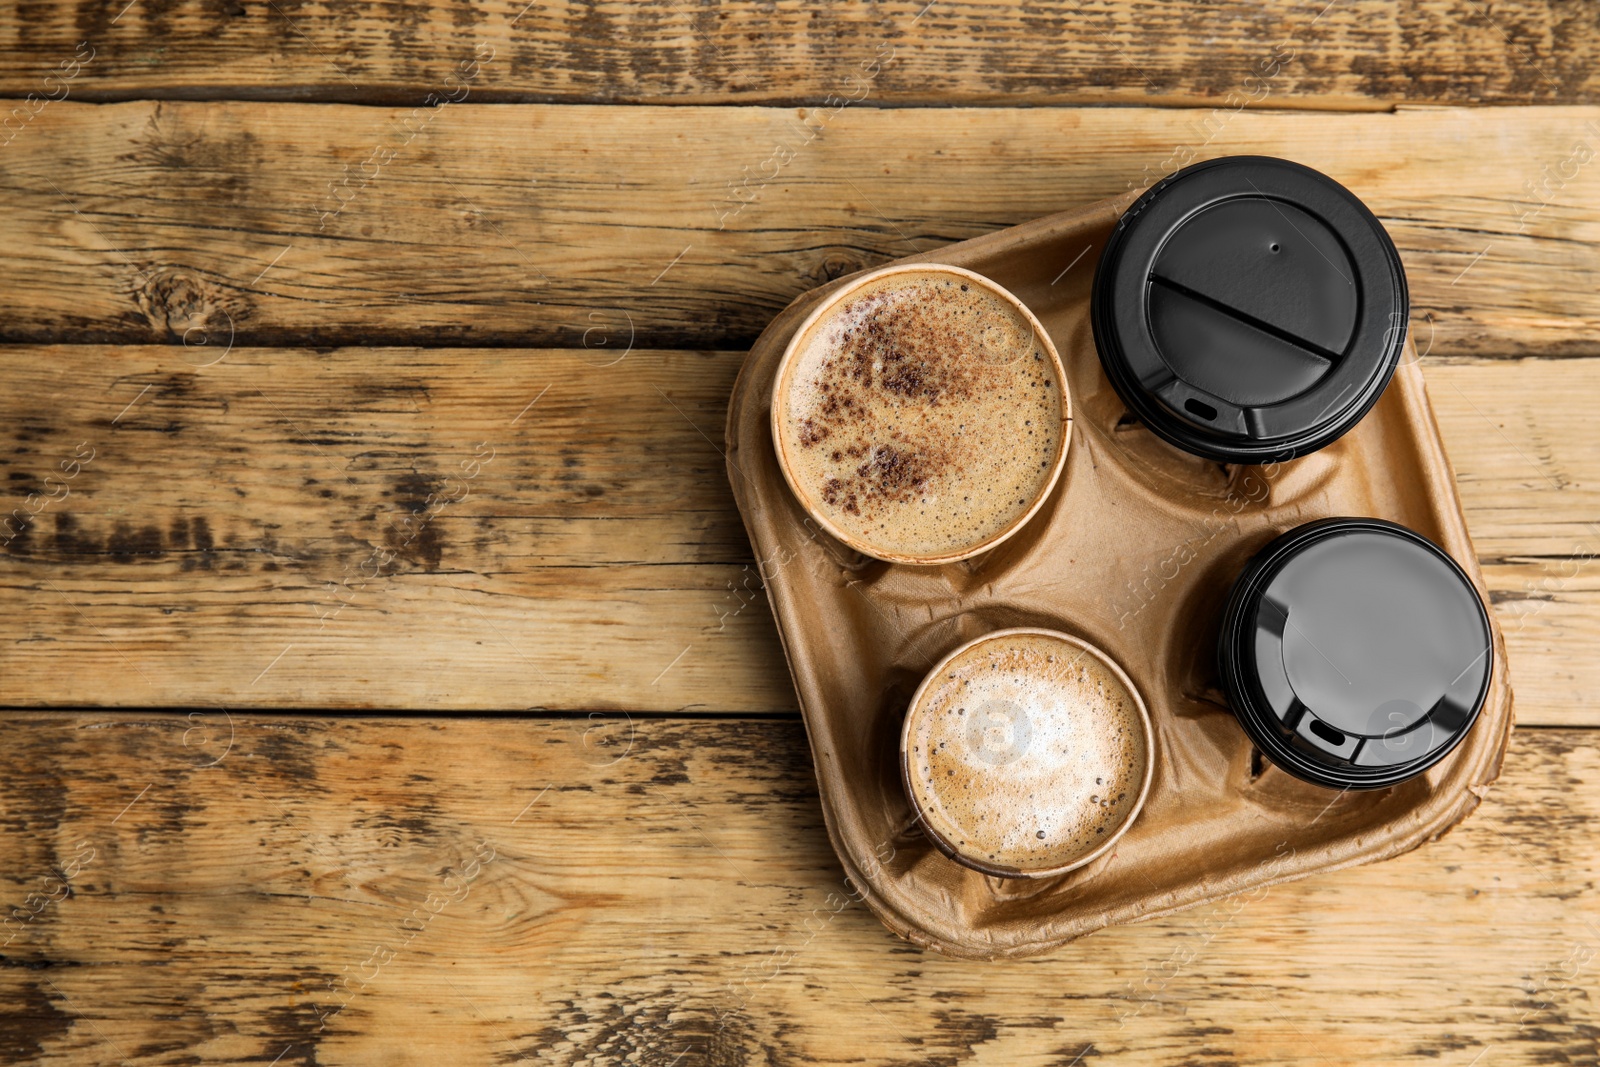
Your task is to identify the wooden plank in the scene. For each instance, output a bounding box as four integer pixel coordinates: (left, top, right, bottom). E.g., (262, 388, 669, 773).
(0, 714, 1592, 1065)
(0, 347, 791, 713)
(2, 1, 1599, 108)
(3, 102, 1600, 354)
(0, 345, 1595, 722)
(1431, 354, 1600, 728)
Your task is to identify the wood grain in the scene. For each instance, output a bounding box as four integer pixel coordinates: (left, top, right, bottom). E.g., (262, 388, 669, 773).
(0, 714, 1592, 1066)
(2, 1, 1599, 108)
(3, 102, 1600, 354)
(0, 346, 791, 714)
(0, 9, 1592, 1062)
(0, 345, 1593, 722)
(1432, 354, 1600, 729)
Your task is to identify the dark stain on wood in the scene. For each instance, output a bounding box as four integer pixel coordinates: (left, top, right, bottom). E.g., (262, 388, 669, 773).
(191, 515, 216, 560)
(6, 519, 32, 556)
(252, 729, 326, 790)
(105, 521, 166, 561)
(31, 511, 226, 570)
(1406, 1033, 1487, 1058)
(650, 766, 691, 788)
(898, 1010, 1068, 1066)
(133, 1034, 209, 1061)
(526, 991, 767, 1067)
(385, 472, 445, 572)
(1504, 1007, 1600, 1065)
(1517, 732, 1596, 762)
(0, 763, 67, 839)
(51, 514, 97, 557)
(0, 982, 72, 1065)
(127, 103, 263, 191)
(0, 955, 76, 972)
(910, 1009, 1001, 1066)
(260, 1000, 328, 1067)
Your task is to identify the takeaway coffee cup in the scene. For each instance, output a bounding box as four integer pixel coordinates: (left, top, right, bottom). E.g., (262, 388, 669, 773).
(1092, 156, 1409, 463)
(770, 263, 1071, 565)
(1218, 518, 1494, 789)
(901, 628, 1154, 877)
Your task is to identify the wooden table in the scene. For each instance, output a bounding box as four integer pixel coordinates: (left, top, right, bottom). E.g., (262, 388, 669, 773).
(1, 3, 1597, 1063)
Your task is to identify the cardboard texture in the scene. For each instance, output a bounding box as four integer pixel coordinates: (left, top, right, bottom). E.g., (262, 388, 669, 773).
(724, 190, 1515, 959)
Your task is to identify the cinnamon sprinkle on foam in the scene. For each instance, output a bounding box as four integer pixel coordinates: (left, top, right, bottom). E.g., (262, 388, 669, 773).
(780, 270, 1064, 558)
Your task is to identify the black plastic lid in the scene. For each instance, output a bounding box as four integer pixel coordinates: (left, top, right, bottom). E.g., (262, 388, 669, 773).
(1218, 518, 1493, 790)
(1092, 156, 1409, 463)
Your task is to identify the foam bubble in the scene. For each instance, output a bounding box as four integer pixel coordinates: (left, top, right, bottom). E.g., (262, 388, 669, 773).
(905, 633, 1148, 873)
(778, 269, 1064, 559)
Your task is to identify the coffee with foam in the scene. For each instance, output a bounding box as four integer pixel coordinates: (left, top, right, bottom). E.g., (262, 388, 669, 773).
(773, 265, 1068, 563)
(902, 629, 1152, 877)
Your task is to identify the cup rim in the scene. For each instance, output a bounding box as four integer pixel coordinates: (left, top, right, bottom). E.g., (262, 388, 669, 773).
(769, 262, 1073, 566)
(899, 626, 1156, 879)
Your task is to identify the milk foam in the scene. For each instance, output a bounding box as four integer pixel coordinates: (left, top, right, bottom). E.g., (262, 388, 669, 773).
(778, 269, 1064, 559)
(905, 633, 1148, 873)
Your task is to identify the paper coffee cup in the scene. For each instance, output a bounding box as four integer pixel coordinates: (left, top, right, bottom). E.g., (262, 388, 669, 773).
(770, 263, 1071, 565)
(900, 628, 1154, 878)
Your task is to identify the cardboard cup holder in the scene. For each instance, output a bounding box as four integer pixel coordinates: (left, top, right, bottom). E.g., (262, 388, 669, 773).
(724, 190, 1513, 959)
